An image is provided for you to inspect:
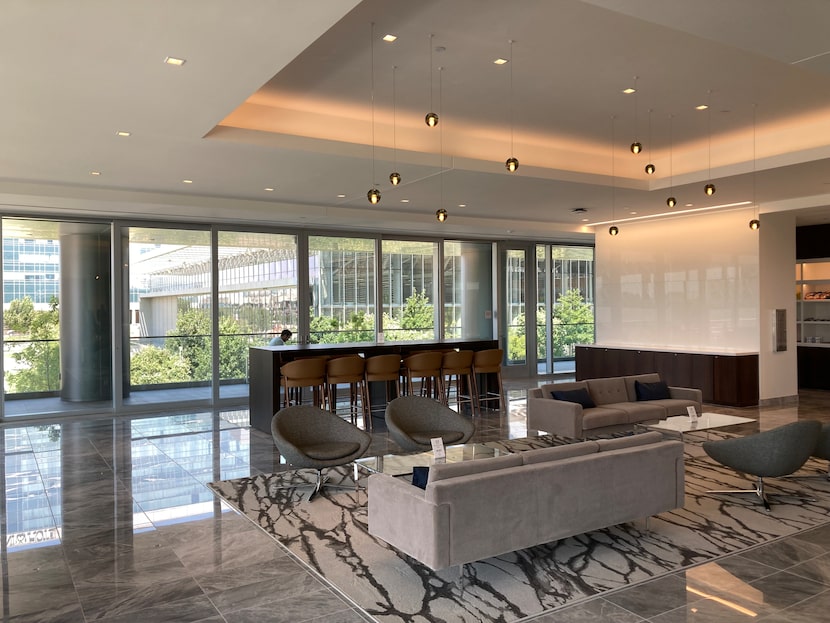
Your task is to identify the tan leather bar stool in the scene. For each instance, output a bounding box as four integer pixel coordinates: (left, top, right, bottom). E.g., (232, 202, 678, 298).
(472, 348, 506, 412)
(402, 351, 444, 400)
(325, 354, 369, 428)
(280, 357, 327, 409)
(363, 353, 402, 422)
(441, 349, 478, 414)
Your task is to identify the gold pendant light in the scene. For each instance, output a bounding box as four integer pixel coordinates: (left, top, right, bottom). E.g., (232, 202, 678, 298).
(630, 76, 642, 155)
(644, 108, 655, 175)
(425, 34, 438, 127)
(504, 40, 519, 172)
(367, 22, 380, 205)
(667, 113, 676, 208)
(389, 65, 401, 186)
(704, 90, 716, 196)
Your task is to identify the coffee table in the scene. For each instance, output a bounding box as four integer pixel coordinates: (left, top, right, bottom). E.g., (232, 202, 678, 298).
(639, 412, 755, 440)
(354, 442, 509, 478)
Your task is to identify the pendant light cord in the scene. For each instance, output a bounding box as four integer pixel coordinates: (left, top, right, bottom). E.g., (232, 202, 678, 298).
(611, 115, 616, 221)
(669, 114, 674, 192)
(392, 65, 397, 171)
(370, 22, 376, 187)
(439, 66, 444, 208)
(429, 34, 434, 113)
(509, 40, 515, 155)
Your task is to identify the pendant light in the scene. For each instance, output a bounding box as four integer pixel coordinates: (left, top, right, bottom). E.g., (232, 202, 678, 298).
(389, 65, 401, 186)
(703, 90, 716, 196)
(504, 39, 519, 172)
(436, 66, 447, 223)
(749, 103, 760, 230)
(610, 115, 619, 236)
(666, 114, 677, 208)
(367, 22, 380, 205)
(425, 34, 439, 127)
(644, 108, 655, 174)
(630, 76, 642, 155)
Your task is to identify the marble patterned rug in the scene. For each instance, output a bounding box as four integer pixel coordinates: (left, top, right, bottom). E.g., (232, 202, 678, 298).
(209, 434, 830, 622)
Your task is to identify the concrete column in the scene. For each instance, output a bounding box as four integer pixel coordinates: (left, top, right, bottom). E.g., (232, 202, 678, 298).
(59, 226, 112, 402)
(460, 243, 493, 339)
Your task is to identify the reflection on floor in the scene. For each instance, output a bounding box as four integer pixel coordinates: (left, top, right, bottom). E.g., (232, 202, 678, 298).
(2, 383, 830, 622)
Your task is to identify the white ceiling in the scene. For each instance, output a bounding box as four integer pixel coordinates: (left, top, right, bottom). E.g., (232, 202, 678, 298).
(3, 0, 830, 240)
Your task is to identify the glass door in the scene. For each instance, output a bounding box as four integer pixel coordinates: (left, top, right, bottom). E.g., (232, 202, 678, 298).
(500, 243, 536, 378)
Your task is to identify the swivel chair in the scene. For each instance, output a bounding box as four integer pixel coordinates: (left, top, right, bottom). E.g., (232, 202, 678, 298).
(385, 394, 474, 452)
(703, 420, 822, 512)
(271, 405, 371, 501)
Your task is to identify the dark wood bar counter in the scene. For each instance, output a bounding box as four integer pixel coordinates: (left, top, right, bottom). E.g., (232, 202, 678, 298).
(249, 339, 498, 433)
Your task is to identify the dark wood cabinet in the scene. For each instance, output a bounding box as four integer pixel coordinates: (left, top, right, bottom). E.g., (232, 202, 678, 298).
(576, 346, 757, 407)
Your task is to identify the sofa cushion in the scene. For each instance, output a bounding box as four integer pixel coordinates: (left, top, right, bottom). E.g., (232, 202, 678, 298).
(645, 398, 700, 417)
(522, 440, 600, 465)
(599, 401, 667, 424)
(586, 377, 629, 405)
(581, 407, 629, 430)
(635, 380, 671, 401)
(427, 453, 523, 484)
(624, 373, 661, 401)
(551, 387, 596, 409)
(597, 431, 664, 451)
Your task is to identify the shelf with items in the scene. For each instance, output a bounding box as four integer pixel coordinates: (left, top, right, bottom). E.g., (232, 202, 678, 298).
(796, 259, 830, 346)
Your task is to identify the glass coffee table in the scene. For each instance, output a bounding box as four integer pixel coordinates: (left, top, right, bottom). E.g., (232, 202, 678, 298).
(354, 443, 509, 478)
(640, 412, 755, 440)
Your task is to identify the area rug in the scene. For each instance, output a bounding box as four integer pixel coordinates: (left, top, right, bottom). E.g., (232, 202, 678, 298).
(209, 434, 830, 622)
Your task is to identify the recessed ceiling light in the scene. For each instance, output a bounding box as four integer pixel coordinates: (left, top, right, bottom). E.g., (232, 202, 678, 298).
(164, 56, 186, 66)
(685, 203, 694, 207)
(382, 34, 397, 42)
(89, 171, 101, 176)
(695, 104, 708, 110)
(337, 194, 346, 198)
(182, 179, 193, 184)
(400, 199, 410, 203)
(458, 203, 466, 208)
(264, 187, 274, 192)
(622, 87, 636, 94)
(116, 131, 131, 137)
(629, 211, 637, 215)
(494, 58, 509, 65)
(581, 218, 589, 222)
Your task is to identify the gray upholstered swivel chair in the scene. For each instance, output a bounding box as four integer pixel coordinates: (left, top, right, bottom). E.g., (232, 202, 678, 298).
(703, 420, 822, 512)
(385, 394, 475, 452)
(810, 423, 830, 479)
(271, 405, 371, 501)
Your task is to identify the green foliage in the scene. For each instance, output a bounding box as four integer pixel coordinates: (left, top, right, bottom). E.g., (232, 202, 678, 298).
(552, 289, 594, 357)
(130, 345, 190, 385)
(7, 297, 60, 392)
(386, 289, 434, 341)
(309, 311, 374, 344)
(5, 296, 35, 333)
(218, 315, 250, 380)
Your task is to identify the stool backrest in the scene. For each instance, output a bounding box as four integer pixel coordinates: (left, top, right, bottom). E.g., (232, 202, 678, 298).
(442, 349, 474, 371)
(365, 354, 402, 380)
(281, 357, 327, 384)
(473, 348, 503, 373)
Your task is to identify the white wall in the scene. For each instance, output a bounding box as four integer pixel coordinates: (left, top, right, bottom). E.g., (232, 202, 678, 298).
(595, 208, 760, 353)
(758, 211, 798, 401)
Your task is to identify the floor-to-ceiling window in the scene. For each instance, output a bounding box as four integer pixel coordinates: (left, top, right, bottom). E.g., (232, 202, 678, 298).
(308, 235, 375, 344)
(381, 239, 437, 342)
(122, 226, 212, 407)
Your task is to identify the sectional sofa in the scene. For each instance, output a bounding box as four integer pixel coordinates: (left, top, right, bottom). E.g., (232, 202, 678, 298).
(367, 431, 685, 570)
(527, 372, 703, 439)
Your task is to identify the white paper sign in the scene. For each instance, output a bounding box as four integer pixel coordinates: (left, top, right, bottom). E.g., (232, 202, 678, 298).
(686, 406, 698, 421)
(431, 437, 446, 460)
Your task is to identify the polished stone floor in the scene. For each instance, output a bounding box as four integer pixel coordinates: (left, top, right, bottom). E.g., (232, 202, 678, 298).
(1, 383, 830, 622)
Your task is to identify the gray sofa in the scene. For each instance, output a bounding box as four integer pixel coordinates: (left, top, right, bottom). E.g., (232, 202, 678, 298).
(527, 373, 703, 439)
(367, 431, 684, 570)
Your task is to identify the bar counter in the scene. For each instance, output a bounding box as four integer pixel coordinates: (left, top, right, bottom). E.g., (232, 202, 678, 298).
(249, 339, 498, 433)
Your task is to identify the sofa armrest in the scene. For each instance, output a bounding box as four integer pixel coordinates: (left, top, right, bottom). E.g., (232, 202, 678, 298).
(367, 474, 450, 570)
(669, 386, 703, 410)
(527, 397, 583, 438)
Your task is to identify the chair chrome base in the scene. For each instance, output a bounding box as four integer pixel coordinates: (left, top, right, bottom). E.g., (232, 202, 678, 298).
(270, 468, 360, 502)
(708, 476, 816, 513)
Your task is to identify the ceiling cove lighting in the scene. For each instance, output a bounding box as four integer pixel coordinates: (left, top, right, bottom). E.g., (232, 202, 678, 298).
(644, 108, 655, 175)
(504, 40, 519, 173)
(389, 65, 401, 186)
(704, 90, 716, 196)
(591, 200, 753, 227)
(629, 76, 642, 155)
(367, 23, 381, 205)
(425, 34, 439, 127)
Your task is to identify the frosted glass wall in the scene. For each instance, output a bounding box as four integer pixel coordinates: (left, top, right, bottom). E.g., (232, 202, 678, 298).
(595, 209, 760, 353)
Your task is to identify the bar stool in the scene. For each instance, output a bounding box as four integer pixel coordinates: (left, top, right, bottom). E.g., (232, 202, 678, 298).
(325, 355, 369, 428)
(280, 357, 327, 409)
(441, 349, 478, 414)
(363, 353, 402, 422)
(472, 348, 506, 412)
(402, 351, 444, 400)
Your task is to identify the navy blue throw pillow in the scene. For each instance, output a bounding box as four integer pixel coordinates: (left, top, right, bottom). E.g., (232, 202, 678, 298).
(635, 380, 671, 401)
(551, 388, 596, 409)
(412, 466, 430, 489)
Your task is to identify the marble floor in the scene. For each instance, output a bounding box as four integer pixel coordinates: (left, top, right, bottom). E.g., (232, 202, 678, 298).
(1, 383, 830, 622)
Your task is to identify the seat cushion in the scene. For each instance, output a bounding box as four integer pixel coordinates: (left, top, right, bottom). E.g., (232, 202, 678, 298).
(410, 430, 466, 445)
(303, 441, 362, 461)
(581, 407, 629, 430)
(601, 401, 666, 424)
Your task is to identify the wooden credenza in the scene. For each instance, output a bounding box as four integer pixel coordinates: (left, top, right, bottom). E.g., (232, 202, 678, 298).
(249, 339, 499, 433)
(575, 345, 759, 407)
